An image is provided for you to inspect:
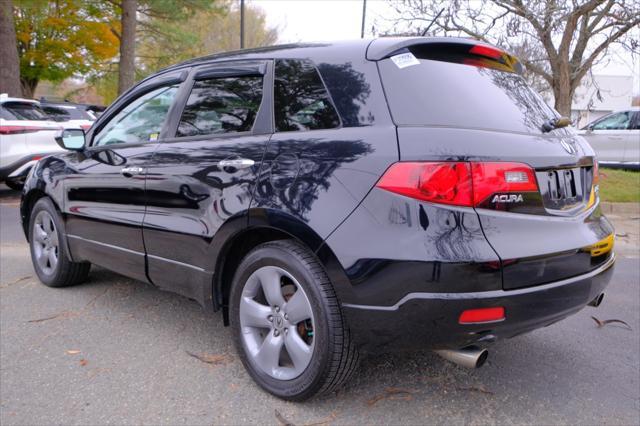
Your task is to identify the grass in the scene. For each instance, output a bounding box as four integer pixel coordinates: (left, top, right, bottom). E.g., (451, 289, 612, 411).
(598, 168, 640, 203)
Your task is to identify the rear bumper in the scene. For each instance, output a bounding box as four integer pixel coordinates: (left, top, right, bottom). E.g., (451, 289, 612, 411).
(343, 253, 615, 352)
(0, 154, 44, 181)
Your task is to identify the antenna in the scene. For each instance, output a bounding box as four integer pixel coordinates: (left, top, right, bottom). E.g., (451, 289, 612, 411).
(421, 8, 444, 36)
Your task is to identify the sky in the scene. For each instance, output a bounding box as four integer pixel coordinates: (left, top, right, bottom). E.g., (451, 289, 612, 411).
(250, 0, 638, 94)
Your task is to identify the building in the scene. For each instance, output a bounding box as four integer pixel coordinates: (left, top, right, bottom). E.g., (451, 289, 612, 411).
(570, 74, 634, 128)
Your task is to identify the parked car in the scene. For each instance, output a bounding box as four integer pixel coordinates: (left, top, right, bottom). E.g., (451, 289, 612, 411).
(0, 94, 65, 190)
(39, 98, 105, 130)
(579, 107, 640, 169)
(20, 38, 615, 400)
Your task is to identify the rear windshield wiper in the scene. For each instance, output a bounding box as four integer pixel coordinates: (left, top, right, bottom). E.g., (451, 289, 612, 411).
(541, 117, 571, 133)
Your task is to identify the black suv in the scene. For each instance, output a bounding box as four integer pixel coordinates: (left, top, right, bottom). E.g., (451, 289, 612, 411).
(20, 38, 615, 400)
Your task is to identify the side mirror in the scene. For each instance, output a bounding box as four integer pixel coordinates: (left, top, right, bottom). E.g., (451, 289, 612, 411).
(55, 129, 86, 151)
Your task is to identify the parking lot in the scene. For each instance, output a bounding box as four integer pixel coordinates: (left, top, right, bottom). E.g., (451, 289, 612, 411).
(1, 185, 638, 425)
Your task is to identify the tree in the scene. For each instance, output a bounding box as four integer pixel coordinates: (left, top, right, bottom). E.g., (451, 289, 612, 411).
(0, 0, 22, 97)
(13, 0, 120, 98)
(117, 0, 137, 95)
(107, 0, 218, 95)
(383, 0, 640, 116)
(137, 1, 278, 72)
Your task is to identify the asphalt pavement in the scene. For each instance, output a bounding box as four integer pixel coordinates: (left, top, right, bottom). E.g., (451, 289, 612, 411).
(1, 185, 639, 425)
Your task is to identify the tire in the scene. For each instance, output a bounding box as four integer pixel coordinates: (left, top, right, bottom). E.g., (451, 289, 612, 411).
(28, 197, 91, 287)
(229, 240, 359, 400)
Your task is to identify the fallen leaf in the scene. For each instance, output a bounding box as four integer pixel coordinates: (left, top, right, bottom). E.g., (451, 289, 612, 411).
(79, 359, 88, 367)
(591, 316, 632, 330)
(455, 384, 494, 395)
(185, 350, 231, 365)
(615, 232, 629, 238)
(66, 350, 81, 355)
(275, 409, 296, 426)
(27, 311, 74, 323)
(367, 387, 415, 406)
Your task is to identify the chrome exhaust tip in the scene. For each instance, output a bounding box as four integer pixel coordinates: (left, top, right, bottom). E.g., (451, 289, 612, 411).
(435, 346, 488, 369)
(588, 293, 605, 307)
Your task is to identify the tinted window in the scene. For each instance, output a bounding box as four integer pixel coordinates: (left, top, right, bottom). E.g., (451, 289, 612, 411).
(2, 102, 49, 121)
(94, 85, 178, 146)
(274, 59, 340, 132)
(631, 112, 640, 130)
(378, 53, 558, 134)
(176, 76, 263, 137)
(42, 105, 93, 121)
(591, 111, 632, 130)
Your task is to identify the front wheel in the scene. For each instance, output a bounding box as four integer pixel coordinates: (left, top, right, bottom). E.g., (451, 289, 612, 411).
(229, 240, 358, 400)
(29, 198, 91, 287)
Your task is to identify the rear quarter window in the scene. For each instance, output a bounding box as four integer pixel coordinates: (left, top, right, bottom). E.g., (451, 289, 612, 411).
(378, 50, 558, 134)
(274, 59, 340, 132)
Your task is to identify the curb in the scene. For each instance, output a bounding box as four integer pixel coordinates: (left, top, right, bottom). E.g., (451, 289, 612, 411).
(600, 202, 640, 216)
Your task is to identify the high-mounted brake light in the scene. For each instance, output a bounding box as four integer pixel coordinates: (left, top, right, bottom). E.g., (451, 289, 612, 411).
(459, 307, 505, 324)
(469, 44, 503, 60)
(376, 161, 538, 207)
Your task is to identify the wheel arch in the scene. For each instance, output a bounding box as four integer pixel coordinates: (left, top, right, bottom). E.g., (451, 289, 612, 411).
(213, 208, 353, 325)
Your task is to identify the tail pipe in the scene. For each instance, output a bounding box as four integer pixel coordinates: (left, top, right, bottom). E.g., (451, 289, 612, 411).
(588, 293, 605, 307)
(435, 346, 488, 369)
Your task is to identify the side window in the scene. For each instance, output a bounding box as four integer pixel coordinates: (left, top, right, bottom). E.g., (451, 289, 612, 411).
(274, 59, 340, 132)
(176, 76, 263, 137)
(630, 112, 640, 130)
(42, 106, 70, 121)
(592, 112, 632, 130)
(93, 85, 179, 146)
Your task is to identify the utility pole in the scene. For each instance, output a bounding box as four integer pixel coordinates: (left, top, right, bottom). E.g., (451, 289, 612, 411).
(240, 0, 245, 48)
(360, 0, 367, 39)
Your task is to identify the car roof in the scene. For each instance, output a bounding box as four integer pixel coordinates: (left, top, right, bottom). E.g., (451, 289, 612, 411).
(158, 36, 488, 74)
(0, 94, 39, 105)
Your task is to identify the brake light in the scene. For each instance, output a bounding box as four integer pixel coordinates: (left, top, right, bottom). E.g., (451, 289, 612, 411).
(80, 124, 91, 131)
(0, 125, 57, 135)
(459, 307, 505, 324)
(376, 161, 538, 207)
(376, 162, 473, 207)
(469, 44, 503, 60)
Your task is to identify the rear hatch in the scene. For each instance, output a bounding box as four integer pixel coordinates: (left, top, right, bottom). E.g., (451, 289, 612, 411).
(374, 39, 614, 290)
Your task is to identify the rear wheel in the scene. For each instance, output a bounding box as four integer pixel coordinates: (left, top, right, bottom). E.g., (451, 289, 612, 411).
(29, 198, 90, 287)
(229, 240, 358, 400)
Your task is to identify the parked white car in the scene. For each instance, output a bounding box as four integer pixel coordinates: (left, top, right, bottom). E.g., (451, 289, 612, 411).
(0, 94, 66, 189)
(579, 107, 640, 169)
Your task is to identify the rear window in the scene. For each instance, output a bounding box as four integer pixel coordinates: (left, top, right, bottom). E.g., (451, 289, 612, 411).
(42, 105, 93, 121)
(1, 102, 49, 121)
(176, 76, 263, 137)
(378, 46, 558, 134)
(274, 59, 340, 132)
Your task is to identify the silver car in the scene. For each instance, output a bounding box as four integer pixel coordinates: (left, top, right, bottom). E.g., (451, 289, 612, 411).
(580, 107, 640, 169)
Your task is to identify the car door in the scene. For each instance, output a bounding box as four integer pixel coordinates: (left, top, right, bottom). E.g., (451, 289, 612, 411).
(142, 60, 272, 303)
(624, 111, 640, 164)
(585, 111, 633, 163)
(63, 72, 185, 282)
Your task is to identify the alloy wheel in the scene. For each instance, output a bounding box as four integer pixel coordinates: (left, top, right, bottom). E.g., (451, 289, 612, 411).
(239, 266, 315, 380)
(32, 210, 59, 275)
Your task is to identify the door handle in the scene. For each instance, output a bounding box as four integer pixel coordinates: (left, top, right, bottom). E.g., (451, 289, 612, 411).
(121, 166, 144, 177)
(218, 158, 255, 169)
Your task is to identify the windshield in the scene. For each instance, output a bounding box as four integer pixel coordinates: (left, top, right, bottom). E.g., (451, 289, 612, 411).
(378, 52, 559, 134)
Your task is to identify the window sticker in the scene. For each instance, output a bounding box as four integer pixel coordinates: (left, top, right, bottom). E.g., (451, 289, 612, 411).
(149, 132, 159, 142)
(391, 52, 420, 69)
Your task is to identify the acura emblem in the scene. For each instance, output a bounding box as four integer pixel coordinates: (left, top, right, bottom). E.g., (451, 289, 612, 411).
(560, 139, 577, 155)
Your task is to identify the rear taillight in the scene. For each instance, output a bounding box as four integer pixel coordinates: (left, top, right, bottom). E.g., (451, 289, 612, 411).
(376, 162, 473, 206)
(459, 307, 505, 324)
(0, 125, 58, 135)
(376, 161, 538, 208)
(80, 124, 91, 131)
(592, 161, 599, 185)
